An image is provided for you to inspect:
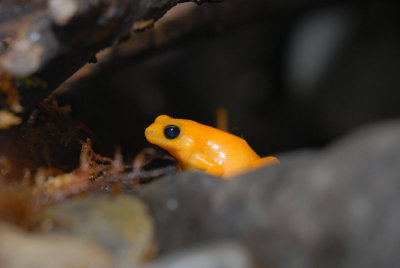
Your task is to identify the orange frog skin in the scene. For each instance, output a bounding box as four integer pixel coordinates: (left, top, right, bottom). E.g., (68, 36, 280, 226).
(144, 115, 279, 178)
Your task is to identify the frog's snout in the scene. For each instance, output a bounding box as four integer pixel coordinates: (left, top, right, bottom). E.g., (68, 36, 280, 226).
(145, 126, 155, 140)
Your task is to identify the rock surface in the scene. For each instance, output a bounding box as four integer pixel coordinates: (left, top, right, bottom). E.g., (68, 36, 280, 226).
(0, 195, 154, 268)
(143, 241, 253, 268)
(139, 120, 400, 267)
(0, 223, 113, 268)
(46, 195, 155, 267)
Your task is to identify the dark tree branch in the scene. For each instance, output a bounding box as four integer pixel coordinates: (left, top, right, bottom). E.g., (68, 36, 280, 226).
(0, 0, 221, 117)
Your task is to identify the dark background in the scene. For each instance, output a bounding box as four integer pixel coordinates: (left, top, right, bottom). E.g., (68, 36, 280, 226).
(56, 0, 400, 159)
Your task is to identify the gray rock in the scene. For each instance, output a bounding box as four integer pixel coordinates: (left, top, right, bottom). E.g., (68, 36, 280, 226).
(138, 120, 400, 267)
(0, 195, 155, 268)
(45, 195, 154, 268)
(143, 241, 252, 268)
(0, 223, 113, 268)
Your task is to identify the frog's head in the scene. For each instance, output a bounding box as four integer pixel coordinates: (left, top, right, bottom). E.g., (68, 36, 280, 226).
(145, 115, 195, 155)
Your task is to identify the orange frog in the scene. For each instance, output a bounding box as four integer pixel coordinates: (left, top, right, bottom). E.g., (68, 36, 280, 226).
(145, 115, 279, 179)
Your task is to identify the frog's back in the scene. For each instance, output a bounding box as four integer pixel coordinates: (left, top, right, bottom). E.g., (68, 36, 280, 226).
(197, 125, 261, 177)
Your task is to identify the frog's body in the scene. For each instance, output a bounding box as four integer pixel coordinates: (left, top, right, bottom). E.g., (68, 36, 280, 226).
(145, 115, 278, 178)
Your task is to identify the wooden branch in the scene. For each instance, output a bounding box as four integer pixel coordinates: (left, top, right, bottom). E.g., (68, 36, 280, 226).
(0, 0, 222, 117)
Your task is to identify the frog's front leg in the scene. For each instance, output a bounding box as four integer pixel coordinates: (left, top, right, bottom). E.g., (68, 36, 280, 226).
(187, 153, 224, 176)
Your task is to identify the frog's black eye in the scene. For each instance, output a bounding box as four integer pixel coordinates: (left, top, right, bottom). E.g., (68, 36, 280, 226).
(164, 125, 181, 139)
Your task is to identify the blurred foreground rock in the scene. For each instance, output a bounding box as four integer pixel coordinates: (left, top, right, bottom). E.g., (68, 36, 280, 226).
(139, 120, 400, 267)
(47, 195, 154, 267)
(0, 195, 154, 268)
(0, 223, 113, 268)
(143, 241, 252, 268)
